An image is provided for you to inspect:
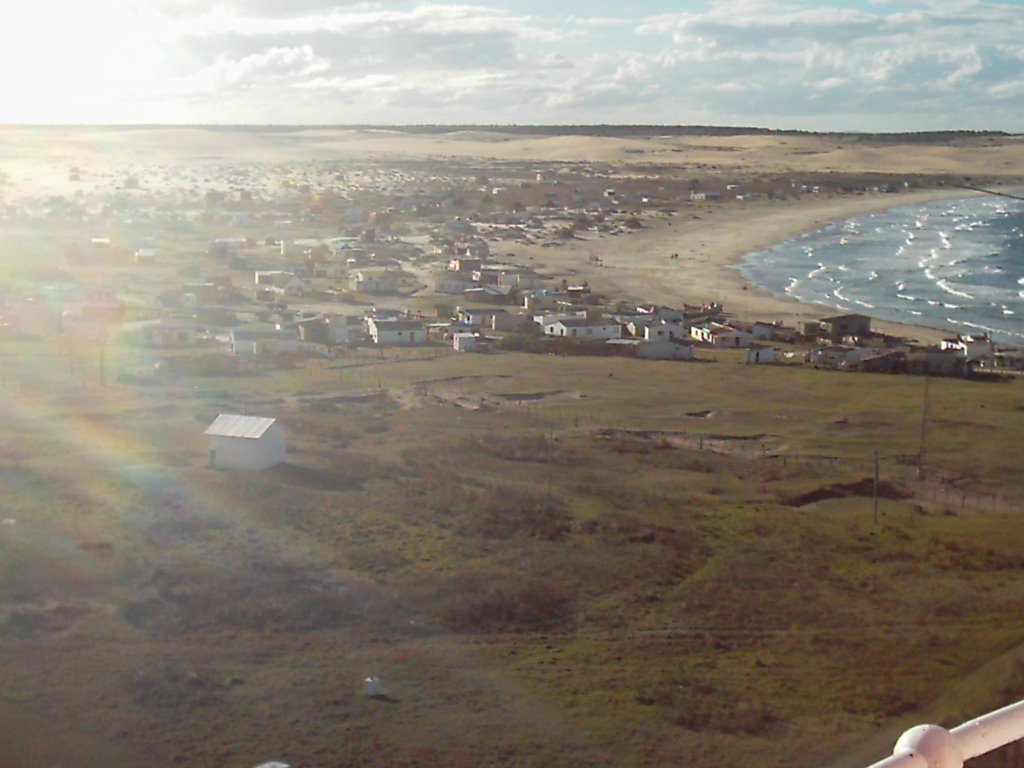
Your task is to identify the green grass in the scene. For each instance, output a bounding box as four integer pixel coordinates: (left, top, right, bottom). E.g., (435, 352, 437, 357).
(2, 331, 1024, 767)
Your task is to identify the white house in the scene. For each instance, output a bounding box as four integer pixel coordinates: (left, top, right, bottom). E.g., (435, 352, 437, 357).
(643, 321, 688, 342)
(534, 310, 587, 327)
(367, 318, 426, 345)
(205, 414, 286, 470)
(690, 322, 754, 348)
(940, 334, 996, 362)
(544, 317, 622, 340)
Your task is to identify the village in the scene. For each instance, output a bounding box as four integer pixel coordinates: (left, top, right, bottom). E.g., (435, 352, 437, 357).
(3, 152, 1016, 394)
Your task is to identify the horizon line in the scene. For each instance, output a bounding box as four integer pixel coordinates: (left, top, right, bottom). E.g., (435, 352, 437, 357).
(0, 123, 1018, 138)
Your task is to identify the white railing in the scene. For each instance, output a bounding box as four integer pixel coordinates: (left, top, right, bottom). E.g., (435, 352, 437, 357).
(867, 699, 1024, 768)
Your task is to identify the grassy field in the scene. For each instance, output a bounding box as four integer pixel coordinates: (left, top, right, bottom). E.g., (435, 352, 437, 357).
(1, 330, 1024, 768)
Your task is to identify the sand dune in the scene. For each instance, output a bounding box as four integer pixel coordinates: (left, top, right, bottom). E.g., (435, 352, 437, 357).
(3, 126, 1023, 175)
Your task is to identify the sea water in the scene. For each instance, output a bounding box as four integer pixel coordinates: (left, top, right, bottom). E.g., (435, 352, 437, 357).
(736, 194, 1024, 343)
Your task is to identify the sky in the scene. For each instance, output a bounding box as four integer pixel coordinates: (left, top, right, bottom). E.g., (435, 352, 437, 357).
(2, 0, 1023, 131)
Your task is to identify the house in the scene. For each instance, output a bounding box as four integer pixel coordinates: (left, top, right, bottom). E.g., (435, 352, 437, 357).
(644, 305, 686, 323)
(229, 326, 300, 355)
(492, 312, 536, 332)
(535, 310, 588, 327)
(314, 261, 347, 280)
(640, 339, 696, 360)
(605, 339, 696, 360)
(457, 307, 507, 329)
(751, 321, 780, 341)
(462, 284, 517, 304)
(522, 292, 560, 311)
(254, 271, 308, 297)
(452, 332, 481, 352)
(205, 414, 286, 471)
(496, 270, 540, 290)
(296, 314, 349, 345)
(367, 318, 426, 345)
(940, 334, 995, 363)
(449, 256, 483, 273)
(859, 348, 907, 373)
(544, 317, 622, 340)
(809, 345, 862, 369)
(118, 318, 198, 347)
(349, 271, 400, 294)
(464, 240, 491, 260)
(436, 276, 476, 294)
(923, 348, 971, 377)
(820, 313, 872, 341)
(744, 346, 778, 364)
(690, 322, 754, 348)
(643, 321, 688, 342)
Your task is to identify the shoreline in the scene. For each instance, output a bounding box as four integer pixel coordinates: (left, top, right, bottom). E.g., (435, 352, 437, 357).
(531, 188, 977, 345)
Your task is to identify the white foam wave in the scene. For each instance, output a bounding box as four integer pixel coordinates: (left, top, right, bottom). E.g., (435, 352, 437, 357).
(936, 279, 974, 299)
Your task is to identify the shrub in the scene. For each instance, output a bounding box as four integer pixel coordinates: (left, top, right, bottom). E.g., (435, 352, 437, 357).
(429, 571, 574, 633)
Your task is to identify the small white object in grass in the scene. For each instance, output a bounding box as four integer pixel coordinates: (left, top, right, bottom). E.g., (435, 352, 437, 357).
(1, 519, 16, 525)
(364, 676, 382, 697)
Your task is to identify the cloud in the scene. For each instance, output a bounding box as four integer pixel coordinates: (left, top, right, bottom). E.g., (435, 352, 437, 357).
(13, 0, 1022, 129)
(170, 45, 331, 94)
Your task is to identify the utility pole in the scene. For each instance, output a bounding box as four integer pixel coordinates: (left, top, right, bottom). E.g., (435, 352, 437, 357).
(917, 374, 931, 479)
(873, 449, 880, 526)
(547, 421, 554, 506)
(99, 338, 106, 387)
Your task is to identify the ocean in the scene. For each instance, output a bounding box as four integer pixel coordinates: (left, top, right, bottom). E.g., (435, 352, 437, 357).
(736, 193, 1024, 344)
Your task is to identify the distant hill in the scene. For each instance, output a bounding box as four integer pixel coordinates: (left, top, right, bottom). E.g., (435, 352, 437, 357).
(16, 123, 1018, 142)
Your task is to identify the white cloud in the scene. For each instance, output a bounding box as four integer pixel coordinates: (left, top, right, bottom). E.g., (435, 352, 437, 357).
(3, 0, 1023, 129)
(172, 45, 330, 94)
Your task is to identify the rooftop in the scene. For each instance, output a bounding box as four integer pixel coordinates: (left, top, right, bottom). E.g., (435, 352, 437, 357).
(205, 414, 278, 439)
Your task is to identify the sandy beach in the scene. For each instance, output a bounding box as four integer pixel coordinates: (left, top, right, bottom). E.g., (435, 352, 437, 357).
(503, 189, 972, 343)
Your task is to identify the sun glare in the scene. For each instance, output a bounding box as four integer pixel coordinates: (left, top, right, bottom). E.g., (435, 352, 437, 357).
(0, 1, 164, 123)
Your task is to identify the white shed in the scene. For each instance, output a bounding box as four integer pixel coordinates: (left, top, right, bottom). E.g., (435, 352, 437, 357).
(205, 414, 286, 470)
(452, 332, 479, 352)
(744, 346, 778, 364)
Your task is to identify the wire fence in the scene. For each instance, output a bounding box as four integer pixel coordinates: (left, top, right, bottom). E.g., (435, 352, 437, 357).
(594, 427, 1024, 515)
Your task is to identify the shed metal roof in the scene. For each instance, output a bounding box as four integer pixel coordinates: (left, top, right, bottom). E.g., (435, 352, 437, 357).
(205, 414, 277, 439)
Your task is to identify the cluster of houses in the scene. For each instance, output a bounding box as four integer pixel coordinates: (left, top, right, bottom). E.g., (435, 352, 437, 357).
(38, 254, 1017, 380)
